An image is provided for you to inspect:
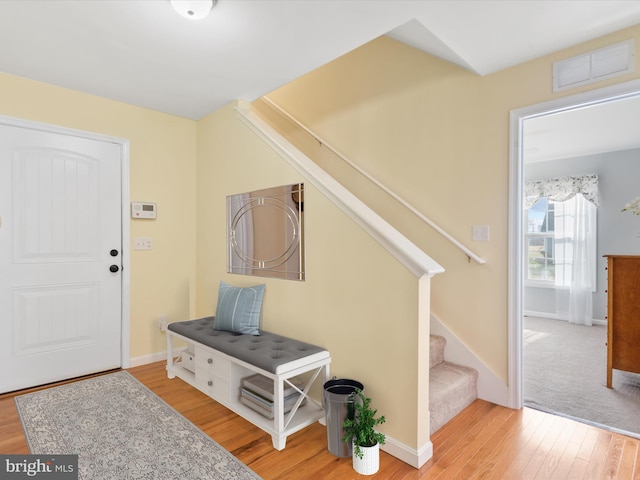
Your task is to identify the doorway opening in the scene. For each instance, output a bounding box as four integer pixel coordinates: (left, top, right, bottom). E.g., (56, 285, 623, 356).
(508, 80, 640, 436)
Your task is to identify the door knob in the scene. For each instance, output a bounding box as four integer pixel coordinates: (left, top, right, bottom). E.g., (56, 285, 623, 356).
(109, 265, 119, 273)
(110, 249, 119, 257)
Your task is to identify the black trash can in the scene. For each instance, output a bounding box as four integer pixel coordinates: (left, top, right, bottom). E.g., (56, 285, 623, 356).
(323, 378, 364, 457)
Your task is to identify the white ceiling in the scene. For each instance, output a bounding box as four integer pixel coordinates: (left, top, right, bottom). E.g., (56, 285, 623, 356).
(524, 94, 640, 164)
(1, 0, 640, 121)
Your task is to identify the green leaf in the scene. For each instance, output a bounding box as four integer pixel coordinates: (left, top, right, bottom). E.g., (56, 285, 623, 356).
(341, 389, 386, 459)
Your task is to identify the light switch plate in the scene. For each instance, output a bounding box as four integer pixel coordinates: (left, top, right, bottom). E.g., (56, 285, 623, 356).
(133, 237, 153, 250)
(472, 225, 490, 242)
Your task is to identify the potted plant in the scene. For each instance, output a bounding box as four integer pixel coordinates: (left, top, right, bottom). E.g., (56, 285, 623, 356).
(342, 389, 386, 475)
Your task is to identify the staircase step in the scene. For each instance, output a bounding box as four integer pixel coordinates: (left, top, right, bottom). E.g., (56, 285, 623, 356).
(429, 335, 446, 369)
(429, 361, 478, 434)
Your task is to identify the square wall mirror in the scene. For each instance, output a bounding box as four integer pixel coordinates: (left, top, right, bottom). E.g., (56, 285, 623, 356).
(227, 183, 305, 281)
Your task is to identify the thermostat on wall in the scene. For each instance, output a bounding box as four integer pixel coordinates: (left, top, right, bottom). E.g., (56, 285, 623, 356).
(131, 202, 157, 219)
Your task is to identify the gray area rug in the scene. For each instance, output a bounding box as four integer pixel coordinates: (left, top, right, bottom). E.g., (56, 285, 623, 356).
(15, 371, 261, 480)
(524, 316, 640, 438)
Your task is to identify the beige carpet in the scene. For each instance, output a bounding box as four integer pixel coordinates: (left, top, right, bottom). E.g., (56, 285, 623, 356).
(524, 316, 640, 438)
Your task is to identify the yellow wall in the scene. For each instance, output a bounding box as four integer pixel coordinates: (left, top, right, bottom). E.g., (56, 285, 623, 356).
(0, 72, 198, 359)
(264, 25, 640, 383)
(196, 103, 422, 447)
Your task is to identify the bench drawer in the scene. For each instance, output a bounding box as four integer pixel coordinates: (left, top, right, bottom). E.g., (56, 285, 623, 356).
(195, 346, 230, 380)
(196, 374, 230, 400)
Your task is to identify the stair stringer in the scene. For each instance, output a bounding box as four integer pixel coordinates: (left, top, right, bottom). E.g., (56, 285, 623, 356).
(430, 314, 510, 407)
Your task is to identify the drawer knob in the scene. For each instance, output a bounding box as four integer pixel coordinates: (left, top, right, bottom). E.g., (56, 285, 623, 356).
(207, 358, 213, 364)
(208, 380, 213, 387)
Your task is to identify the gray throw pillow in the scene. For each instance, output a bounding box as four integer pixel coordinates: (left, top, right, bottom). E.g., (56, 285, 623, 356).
(214, 281, 265, 335)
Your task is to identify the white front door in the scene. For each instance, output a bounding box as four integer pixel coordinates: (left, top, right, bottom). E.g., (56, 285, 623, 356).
(0, 122, 123, 393)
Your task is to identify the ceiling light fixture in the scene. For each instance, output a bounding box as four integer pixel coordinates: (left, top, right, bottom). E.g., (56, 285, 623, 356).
(170, 0, 216, 20)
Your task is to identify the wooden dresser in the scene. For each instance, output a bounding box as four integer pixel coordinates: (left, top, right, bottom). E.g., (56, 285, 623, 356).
(605, 255, 640, 388)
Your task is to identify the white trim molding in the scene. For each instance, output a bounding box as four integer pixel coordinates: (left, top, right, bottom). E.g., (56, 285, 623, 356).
(382, 436, 433, 469)
(129, 350, 182, 368)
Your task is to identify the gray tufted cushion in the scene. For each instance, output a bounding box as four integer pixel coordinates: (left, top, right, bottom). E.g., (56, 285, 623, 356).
(168, 316, 327, 374)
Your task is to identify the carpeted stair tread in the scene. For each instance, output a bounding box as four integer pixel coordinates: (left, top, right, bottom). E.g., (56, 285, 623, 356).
(430, 360, 478, 434)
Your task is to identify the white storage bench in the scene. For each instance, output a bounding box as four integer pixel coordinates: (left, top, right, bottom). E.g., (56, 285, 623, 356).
(166, 316, 331, 450)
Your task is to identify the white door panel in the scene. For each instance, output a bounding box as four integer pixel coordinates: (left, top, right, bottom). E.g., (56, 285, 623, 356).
(12, 147, 99, 263)
(0, 124, 122, 393)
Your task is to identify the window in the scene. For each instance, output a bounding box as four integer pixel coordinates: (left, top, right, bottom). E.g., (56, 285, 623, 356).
(524, 174, 598, 324)
(526, 198, 556, 283)
(525, 193, 597, 290)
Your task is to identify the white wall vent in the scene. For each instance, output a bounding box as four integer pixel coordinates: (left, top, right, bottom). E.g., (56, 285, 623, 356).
(553, 39, 635, 92)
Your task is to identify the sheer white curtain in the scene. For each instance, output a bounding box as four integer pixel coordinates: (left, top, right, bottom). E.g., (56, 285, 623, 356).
(553, 194, 597, 325)
(525, 174, 598, 326)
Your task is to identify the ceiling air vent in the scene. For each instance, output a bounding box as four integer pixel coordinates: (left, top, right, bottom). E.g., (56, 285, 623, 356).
(553, 39, 635, 92)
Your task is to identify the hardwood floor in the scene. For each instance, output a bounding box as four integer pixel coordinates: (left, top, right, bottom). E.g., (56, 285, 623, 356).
(2, 361, 640, 479)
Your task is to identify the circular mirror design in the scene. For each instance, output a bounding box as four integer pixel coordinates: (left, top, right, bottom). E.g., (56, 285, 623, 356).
(227, 183, 304, 281)
(230, 198, 299, 269)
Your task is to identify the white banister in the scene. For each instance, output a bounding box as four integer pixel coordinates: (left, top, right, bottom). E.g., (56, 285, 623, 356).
(261, 96, 486, 265)
(235, 104, 444, 279)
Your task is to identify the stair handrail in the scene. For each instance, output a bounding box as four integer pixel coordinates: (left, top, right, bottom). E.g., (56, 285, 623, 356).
(261, 96, 486, 265)
(235, 103, 444, 278)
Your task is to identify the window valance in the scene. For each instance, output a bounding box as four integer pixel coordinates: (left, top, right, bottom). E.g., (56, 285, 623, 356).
(524, 174, 599, 210)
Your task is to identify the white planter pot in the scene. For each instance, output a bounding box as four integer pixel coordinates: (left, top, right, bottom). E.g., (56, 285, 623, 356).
(352, 441, 380, 475)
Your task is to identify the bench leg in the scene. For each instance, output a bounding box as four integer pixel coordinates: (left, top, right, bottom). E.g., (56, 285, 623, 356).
(272, 435, 287, 450)
(273, 377, 285, 442)
(166, 333, 176, 379)
(318, 362, 330, 426)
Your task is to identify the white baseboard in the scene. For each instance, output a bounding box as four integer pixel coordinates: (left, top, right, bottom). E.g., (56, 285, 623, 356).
(524, 311, 607, 326)
(524, 310, 559, 321)
(129, 348, 185, 368)
(381, 436, 433, 469)
(431, 314, 510, 408)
